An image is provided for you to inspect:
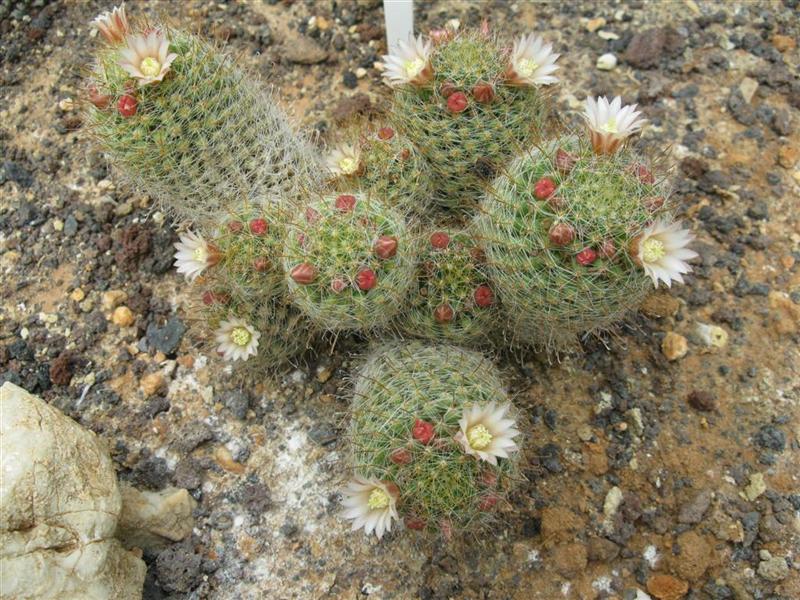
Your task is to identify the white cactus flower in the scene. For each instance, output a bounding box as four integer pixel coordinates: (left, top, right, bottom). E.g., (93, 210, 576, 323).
(583, 96, 647, 155)
(92, 4, 129, 44)
(633, 219, 698, 288)
(341, 476, 400, 540)
(173, 230, 218, 282)
(381, 35, 433, 87)
(214, 318, 261, 362)
(505, 33, 560, 86)
(326, 144, 361, 176)
(118, 30, 178, 86)
(454, 402, 520, 465)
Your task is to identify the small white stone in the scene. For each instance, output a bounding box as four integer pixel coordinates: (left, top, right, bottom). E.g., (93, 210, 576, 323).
(355, 67, 367, 79)
(739, 77, 759, 104)
(58, 98, 74, 112)
(695, 322, 729, 348)
(596, 53, 618, 71)
(597, 30, 620, 40)
(52, 218, 64, 231)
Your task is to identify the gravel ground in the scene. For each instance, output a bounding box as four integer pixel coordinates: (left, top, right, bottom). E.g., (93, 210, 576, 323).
(1, 1, 799, 599)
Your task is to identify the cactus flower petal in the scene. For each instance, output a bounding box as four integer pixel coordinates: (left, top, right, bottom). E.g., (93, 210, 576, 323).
(118, 31, 177, 86)
(632, 219, 698, 289)
(505, 33, 560, 86)
(174, 230, 217, 281)
(214, 318, 260, 362)
(454, 402, 520, 465)
(341, 477, 399, 540)
(381, 34, 433, 87)
(583, 96, 646, 155)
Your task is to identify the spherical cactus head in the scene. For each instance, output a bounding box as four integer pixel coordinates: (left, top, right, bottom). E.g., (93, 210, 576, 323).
(348, 342, 523, 538)
(476, 135, 673, 351)
(282, 193, 417, 332)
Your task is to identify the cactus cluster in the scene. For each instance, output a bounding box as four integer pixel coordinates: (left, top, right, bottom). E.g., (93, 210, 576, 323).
(84, 7, 697, 541)
(347, 342, 522, 537)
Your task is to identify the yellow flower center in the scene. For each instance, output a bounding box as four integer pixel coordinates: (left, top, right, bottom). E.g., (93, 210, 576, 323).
(367, 488, 389, 510)
(338, 157, 358, 174)
(642, 238, 666, 263)
(467, 424, 493, 450)
(230, 326, 252, 347)
(601, 117, 618, 134)
(140, 56, 161, 77)
(517, 58, 539, 78)
(404, 57, 425, 78)
(193, 246, 208, 263)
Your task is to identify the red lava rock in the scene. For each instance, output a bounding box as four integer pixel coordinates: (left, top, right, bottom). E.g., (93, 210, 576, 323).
(534, 177, 557, 200)
(412, 419, 435, 444)
(430, 231, 450, 249)
(624, 27, 684, 69)
(434, 303, 454, 323)
(115, 223, 151, 271)
(389, 448, 412, 465)
(377, 127, 395, 140)
(576, 247, 598, 266)
(472, 82, 495, 103)
(447, 92, 468, 113)
(687, 390, 716, 411)
(335, 194, 356, 212)
(646, 574, 689, 600)
(117, 94, 138, 117)
(49, 352, 74, 386)
(249, 218, 268, 235)
(355, 268, 377, 291)
(331, 92, 375, 123)
(290, 263, 316, 285)
(373, 235, 398, 259)
(548, 222, 575, 246)
(474, 285, 494, 308)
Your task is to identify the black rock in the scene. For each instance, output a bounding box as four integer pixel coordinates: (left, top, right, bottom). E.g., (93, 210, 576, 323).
(1, 161, 33, 188)
(238, 480, 272, 516)
(145, 317, 186, 355)
(539, 443, 563, 473)
(308, 422, 338, 446)
(130, 455, 171, 490)
(63, 215, 78, 237)
(727, 89, 755, 125)
(342, 70, 358, 89)
(155, 542, 203, 593)
(754, 424, 786, 451)
(221, 390, 250, 419)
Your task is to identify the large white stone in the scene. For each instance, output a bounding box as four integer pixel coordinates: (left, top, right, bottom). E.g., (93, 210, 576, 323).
(0, 382, 145, 599)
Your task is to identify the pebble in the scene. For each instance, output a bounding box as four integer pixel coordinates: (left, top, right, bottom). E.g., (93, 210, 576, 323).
(284, 35, 328, 64)
(102, 290, 127, 311)
(597, 31, 620, 41)
(57, 98, 74, 111)
(140, 372, 166, 397)
(738, 77, 759, 104)
(693, 323, 728, 348)
(771, 34, 796, 52)
(577, 424, 594, 442)
(742, 472, 766, 501)
(146, 317, 187, 355)
(596, 53, 617, 70)
(678, 490, 712, 524)
(308, 423, 337, 446)
(70, 288, 85, 302)
(646, 574, 688, 600)
(757, 554, 789, 582)
(52, 218, 64, 232)
(777, 144, 798, 168)
(686, 390, 716, 412)
(586, 17, 606, 32)
(640, 293, 680, 318)
(661, 332, 688, 361)
(602, 486, 623, 531)
(214, 446, 245, 474)
(355, 67, 367, 79)
(111, 306, 135, 327)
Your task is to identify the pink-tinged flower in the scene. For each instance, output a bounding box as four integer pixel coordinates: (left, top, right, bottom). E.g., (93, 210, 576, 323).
(434, 303, 454, 323)
(290, 263, 317, 285)
(382, 35, 433, 86)
(447, 91, 468, 113)
(430, 231, 450, 249)
(91, 4, 129, 44)
(341, 477, 399, 540)
(117, 94, 137, 117)
(335, 194, 357, 212)
(429, 28, 452, 45)
(412, 418, 435, 444)
(454, 402, 520, 466)
(214, 318, 260, 362)
(548, 222, 575, 247)
(576, 247, 597, 266)
(474, 285, 494, 308)
(505, 33, 560, 86)
(355, 268, 377, 291)
(118, 31, 178, 86)
(173, 230, 219, 281)
(583, 96, 647, 155)
(631, 219, 698, 288)
(373, 236, 398, 259)
(326, 144, 361, 177)
(389, 448, 412, 465)
(249, 218, 268, 235)
(534, 177, 556, 200)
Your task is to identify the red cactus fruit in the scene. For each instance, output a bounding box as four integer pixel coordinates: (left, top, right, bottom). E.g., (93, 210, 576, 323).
(470, 246, 487, 263)
(533, 177, 556, 200)
(330, 278, 347, 294)
(555, 148, 578, 174)
(598, 239, 617, 259)
(576, 247, 598, 266)
(335, 194, 356, 212)
(377, 127, 395, 140)
(87, 84, 110, 109)
(227, 220, 244, 234)
(447, 91, 468, 113)
(117, 94, 138, 117)
(389, 447, 412, 465)
(297, 232, 307, 247)
(249, 218, 268, 235)
(201, 290, 230, 306)
(474, 285, 494, 308)
(290, 262, 316, 284)
(478, 494, 499, 511)
(405, 515, 427, 531)
(373, 235, 398, 259)
(472, 82, 495, 104)
(548, 222, 575, 246)
(434, 303, 454, 323)
(633, 164, 655, 184)
(412, 419, 435, 444)
(643, 196, 665, 212)
(305, 207, 320, 223)
(355, 268, 377, 291)
(430, 28, 452, 44)
(399, 148, 411, 161)
(439, 82, 457, 98)
(252, 257, 270, 272)
(430, 231, 450, 249)
(547, 195, 567, 211)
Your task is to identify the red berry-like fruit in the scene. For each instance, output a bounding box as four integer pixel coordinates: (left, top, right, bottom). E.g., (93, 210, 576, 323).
(377, 127, 395, 140)
(576, 248, 598, 266)
(305, 207, 320, 223)
(249, 218, 268, 235)
(478, 494, 499, 511)
(355, 268, 377, 291)
(534, 177, 556, 200)
(290, 262, 316, 284)
(253, 257, 270, 272)
(548, 222, 575, 247)
(227, 220, 244, 234)
(405, 515, 426, 531)
(439, 82, 457, 98)
(335, 194, 356, 212)
(447, 92, 468, 113)
(555, 148, 578, 174)
(430, 231, 450, 249)
(202, 290, 230, 306)
(117, 94, 138, 117)
(472, 82, 495, 103)
(474, 285, 494, 308)
(87, 84, 110, 109)
(399, 148, 411, 161)
(634, 164, 655, 184)
(434, 303, 454, 323)
(330, 278, 347, 293)
(373, 235, 398, 259)
(547, 195, 567, 211)
(389, 448, 412, 465)
(598, 239, 616, 259)
(412, 418, 435, 444)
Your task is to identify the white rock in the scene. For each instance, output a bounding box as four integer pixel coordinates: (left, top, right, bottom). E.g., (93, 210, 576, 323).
(116, 484, 196, 551)
(596, 53, 618, 70)
(694, 322, 729, 348)
(0, 382, 145, 599)
(739, 77, 759, 104)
